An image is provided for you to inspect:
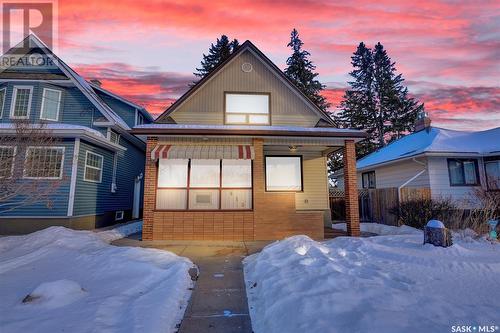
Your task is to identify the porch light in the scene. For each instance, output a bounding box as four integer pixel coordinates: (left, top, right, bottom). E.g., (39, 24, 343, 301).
(288, 145, 298, 152)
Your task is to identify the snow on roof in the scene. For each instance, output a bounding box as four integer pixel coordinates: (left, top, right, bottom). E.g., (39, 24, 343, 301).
(357, 126, 500, 170)
(0, 123, 105, 138)
(134, 123, 365, 135)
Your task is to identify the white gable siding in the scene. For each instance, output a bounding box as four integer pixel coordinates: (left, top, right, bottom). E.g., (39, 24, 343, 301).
(171, 50, 320, 127)
(427, 156, 485, 207)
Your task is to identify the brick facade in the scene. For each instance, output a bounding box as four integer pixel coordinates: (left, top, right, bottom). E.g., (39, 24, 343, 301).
(343, 140, 361, 236)
(142, 136, 325, 241)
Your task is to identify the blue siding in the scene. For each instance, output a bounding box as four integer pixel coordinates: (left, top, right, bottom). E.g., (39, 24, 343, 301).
(73, 137, 145, 216)
(0, 139, 74, 216)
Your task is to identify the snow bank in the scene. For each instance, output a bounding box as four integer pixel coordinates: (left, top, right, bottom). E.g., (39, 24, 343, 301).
(244, 234, 500, 333)
(332, 222, 421, 235)
(0, 227, 193, 333)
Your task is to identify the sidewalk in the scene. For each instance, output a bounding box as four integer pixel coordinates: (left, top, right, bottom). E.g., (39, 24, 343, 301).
(112, 236, 271, 333)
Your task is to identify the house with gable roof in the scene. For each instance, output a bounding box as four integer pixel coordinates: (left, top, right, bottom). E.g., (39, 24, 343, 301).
(132, 40, 368, 241)
(0, 35, 153, 234)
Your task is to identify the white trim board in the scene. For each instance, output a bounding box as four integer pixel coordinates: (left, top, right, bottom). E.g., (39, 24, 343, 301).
(67, 138, 80, 216)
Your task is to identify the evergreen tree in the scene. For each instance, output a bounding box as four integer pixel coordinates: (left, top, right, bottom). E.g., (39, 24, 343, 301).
(284, 29, 331, 112)
(329, 42, 424, 174)
(193, 35, 239, 81)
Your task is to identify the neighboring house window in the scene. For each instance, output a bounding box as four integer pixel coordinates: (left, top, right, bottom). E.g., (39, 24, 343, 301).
(84, 151, 103, 183)
(447, 158, 480, 186)
(108, 129, 120, 145)
(156, 159, 252, 210)
(225, 93, 270, 125)
(23, 147, 64, 179)
(136, 111, 144, 125)
(0, 146, 16, 178)
(484, 159, 500, 190)
(10, 86, 33, 119)
(362, 171, 376, 189)
(40, 88, 62, 121)
(265, 156, 302, 191)
(0, 88, 6, 118)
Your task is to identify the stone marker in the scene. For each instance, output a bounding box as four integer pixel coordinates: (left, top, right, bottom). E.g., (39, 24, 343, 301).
(424, 220, 453, 247)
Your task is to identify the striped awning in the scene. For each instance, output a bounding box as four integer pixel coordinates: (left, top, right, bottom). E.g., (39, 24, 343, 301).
(151, 145, 254, 160)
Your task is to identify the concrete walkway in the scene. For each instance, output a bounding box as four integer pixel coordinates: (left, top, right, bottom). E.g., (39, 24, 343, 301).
(112, 235, 271, 333)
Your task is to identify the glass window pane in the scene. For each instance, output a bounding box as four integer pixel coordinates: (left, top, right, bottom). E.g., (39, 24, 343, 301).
(156, 189, 187, 209)
(463, 161, 477, 184)
(222, 160, 251, 187)
(226, 114, 247, 124)
(0, 90, 5, 113)
(189, 189, 219, 210)
(0, 147, 15, 178)
(41, 89, 61, 120)
(190, 159, 220, 188)
(265, 156, 302, 191)
(485, 161, 500, 189)
(221, 189, 252, 209)
(158, 159, 188, 187)
(13, 88, 31, 117)
(448, 160, 464, 185)
(24, 147, 63, 179)
(248, 114, 269, 124)
(226, 94, 269, 114)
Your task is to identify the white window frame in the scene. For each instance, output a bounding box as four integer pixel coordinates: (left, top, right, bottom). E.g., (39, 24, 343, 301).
(224, 92, 270, 125)
(111, 152, 118, 192)
(107, 128, 120, 145)
(23, 146, 65, 180)
(0, 145, 16, 179)
(0, 88, 6, 119)
(83, 151, 104, 183)
(115, 210, 124, 221)
(10, 85, 33, 119)
(40, 88, 62, 121)
(265, 156, 303, 192)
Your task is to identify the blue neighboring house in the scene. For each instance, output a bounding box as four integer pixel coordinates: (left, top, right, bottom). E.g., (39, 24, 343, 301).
(0, 35, 153, 234)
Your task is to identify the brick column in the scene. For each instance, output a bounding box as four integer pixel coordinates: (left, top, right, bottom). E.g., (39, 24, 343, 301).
(252, 138, 265, 239)
(343, 140, 360, 236)
(142, 136, 158, 240)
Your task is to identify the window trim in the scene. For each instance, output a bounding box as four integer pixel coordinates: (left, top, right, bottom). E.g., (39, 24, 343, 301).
(23, 146, 65, 180)
(10, 85, 33, 119)
(83, 151, 104, 183)
(155, 159, 254, 211)
(40, 88, 62, 121)
(135, 109, 145, 126)
(107, 128, 120, 145)
(224, 91, 271, 126)
(115, 210, 124, 221)
(362, 171, 376, 189)
(447, 158, 480, 187)
(0, 145, 16, 179)
(0, 87, 6, 119)
(484, 158, 500, 191)
(264, 155, 303, 192)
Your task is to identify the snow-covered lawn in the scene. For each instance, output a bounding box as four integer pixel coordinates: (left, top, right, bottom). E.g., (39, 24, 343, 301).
(244, 225, 500, 333)
(0, 224, 193, 333)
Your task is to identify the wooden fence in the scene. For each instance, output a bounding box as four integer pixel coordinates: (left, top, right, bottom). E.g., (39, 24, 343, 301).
(330, 187, 431, 225)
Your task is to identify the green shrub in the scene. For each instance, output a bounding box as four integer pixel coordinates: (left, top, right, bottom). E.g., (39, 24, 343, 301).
(390, 198, 456, 230)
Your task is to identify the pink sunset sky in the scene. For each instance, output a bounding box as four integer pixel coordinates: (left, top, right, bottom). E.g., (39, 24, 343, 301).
(5, 0, 500, 130)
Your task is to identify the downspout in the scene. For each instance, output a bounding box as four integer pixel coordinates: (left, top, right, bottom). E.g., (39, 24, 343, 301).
(398, 157, 427, 205)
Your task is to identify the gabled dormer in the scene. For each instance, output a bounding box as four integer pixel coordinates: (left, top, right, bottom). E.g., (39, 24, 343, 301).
(156, 40, 335, 128)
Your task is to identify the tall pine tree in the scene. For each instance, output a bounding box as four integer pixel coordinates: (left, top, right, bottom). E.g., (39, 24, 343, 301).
(193, 35, 239, 82)
(338, 42, 424, 156)
(284, 29, 331, 112)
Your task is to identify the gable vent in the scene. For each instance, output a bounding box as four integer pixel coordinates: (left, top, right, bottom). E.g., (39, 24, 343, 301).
(241, 62, 253, 73)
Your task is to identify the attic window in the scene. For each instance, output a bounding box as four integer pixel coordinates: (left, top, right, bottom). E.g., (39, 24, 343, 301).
(225, 93, 270, 125)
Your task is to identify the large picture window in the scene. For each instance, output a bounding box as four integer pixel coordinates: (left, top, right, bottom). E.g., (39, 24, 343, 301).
(265, 156, 302, 191)
(24, 147, 64, 179)
(225, 93, 270, 125)
(156, 159, 252, 210)
(447, 158, 479, 186)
